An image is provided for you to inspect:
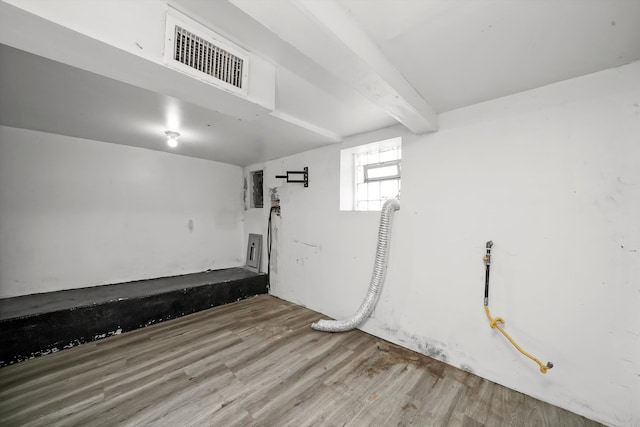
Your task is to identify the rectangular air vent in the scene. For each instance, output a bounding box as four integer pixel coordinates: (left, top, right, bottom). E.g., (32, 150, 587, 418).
(165, 10, 249, 94)
(174, 26, 244, 89)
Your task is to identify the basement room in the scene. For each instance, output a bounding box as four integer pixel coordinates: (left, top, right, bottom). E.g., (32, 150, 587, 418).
(0, 0, 638, 426)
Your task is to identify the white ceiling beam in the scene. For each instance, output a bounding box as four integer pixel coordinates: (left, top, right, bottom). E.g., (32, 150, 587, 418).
(231, 0, 438, 133)
(269, 111, 341, 142)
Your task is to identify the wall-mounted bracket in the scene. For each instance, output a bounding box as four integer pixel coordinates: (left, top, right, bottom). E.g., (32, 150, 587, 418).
(276, 167, 309, 187)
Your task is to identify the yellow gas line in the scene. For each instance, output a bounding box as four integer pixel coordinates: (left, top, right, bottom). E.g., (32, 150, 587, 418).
(484, 305, 552, 374)
(482, 242, 553, 374)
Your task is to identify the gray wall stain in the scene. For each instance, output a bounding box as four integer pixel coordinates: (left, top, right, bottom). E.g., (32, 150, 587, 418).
(460, 364, 475, 374)
(188, 219, 194, 232)
(381, 325, 399, 335)
(404, 333, 449, 363)
(419, 342, 448, 362)
(293, 239, 321, 253)
(243, 177, 248, 210)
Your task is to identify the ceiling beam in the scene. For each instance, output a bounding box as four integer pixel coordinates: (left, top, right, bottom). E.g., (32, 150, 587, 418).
(269, 111, 341, 142)
(231, 0, 438, 133)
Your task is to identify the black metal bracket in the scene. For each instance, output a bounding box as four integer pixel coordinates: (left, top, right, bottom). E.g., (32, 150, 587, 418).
(276, 167, 308, 187)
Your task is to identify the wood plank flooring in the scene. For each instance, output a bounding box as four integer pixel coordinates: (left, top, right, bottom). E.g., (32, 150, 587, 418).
(0, 295, 601, 426)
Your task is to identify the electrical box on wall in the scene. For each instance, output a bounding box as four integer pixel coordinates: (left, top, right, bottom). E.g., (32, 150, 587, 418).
(251, 170, 264, 208)
(245, 234, 262, 272)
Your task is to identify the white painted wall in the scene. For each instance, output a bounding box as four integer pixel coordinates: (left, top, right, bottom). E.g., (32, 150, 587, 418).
(261, 61, 640, 427)
(0, 126, 245, 298)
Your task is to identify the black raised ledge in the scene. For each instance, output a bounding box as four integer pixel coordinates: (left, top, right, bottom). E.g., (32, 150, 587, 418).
(0, 268, 267, 367)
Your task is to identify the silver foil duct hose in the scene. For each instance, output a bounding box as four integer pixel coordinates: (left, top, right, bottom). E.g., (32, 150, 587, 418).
(311, 198, 400, 332)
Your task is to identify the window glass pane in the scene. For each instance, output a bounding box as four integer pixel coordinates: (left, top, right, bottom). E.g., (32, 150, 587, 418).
(379, 147, 398, 162)
(368, 181, 380, 200)
(356, 200, 368, 211)
(357, 183, 368, 201)
(366, 150, 379, 164)
(380, 179, 399, 199)
(366, 164, 399, 180)
(369, 200, 382, 211)
(356, 165, 365, 183)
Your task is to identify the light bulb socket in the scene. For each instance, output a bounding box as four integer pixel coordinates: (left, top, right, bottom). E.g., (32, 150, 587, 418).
(164, 130, 180, 148)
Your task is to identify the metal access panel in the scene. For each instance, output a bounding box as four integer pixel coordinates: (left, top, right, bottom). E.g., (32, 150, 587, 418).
(245, 234, 263, 273)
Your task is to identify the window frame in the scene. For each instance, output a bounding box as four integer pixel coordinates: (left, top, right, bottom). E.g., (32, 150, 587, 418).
(363, 160, 401, 183)
(340, 137, 401, 212)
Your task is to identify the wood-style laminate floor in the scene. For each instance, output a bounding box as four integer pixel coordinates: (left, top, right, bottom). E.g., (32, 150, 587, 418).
(0, 295, 601, 426)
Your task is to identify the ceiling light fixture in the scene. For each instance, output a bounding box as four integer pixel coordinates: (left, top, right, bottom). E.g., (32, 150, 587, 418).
(165, 130, 180, 148)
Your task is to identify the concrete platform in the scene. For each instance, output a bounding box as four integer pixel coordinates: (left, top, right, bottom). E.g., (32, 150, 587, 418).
(0, 268, 267, 366)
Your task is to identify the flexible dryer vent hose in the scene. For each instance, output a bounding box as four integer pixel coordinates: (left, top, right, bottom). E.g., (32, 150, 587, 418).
(312, 199, 400, 332)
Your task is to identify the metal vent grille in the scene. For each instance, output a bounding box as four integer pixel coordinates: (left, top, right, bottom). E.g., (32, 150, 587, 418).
(174, 26, 244, 89)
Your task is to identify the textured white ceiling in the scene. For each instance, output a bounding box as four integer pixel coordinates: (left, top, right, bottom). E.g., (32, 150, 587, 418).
(0, 44, 336, 166)
(342, 0, 640, 112)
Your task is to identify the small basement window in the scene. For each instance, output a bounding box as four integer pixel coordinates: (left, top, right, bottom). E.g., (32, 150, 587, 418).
(340, 137, 401, 211)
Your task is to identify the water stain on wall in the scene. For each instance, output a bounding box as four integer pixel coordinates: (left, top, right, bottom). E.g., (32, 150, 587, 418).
(419, 342, 448, 362)
(382, 325, 400, 335)
(401, 333, 449, 364)
(188, 219, 194, 232)
(460, 364, 475, 374)
(243, 177, 248, 210)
